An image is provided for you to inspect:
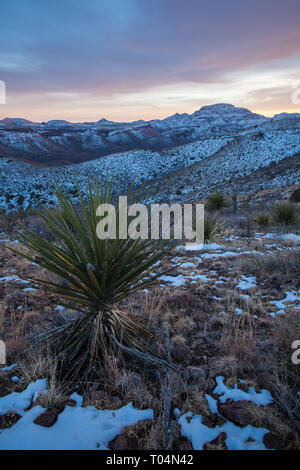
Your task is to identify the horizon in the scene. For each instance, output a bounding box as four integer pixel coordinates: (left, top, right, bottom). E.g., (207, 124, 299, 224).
(0, 102, 298, 125)
(0, 0, 300, 122)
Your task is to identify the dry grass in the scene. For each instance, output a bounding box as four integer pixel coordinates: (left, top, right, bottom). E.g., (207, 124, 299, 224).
(239, 248, 300, 281)
(1, 209, 300, 449)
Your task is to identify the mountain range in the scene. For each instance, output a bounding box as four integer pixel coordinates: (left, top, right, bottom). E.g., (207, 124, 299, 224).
(1, 103, 299, 166)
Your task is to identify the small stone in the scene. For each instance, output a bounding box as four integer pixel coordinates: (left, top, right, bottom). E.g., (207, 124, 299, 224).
(184, 366, 207, 381)
(217, 401, 252, 427)
(203, 413, 226, 428)
(33, 409, 58, 427)
(171, 342, 191, 362)
(67, 399, 77, 407)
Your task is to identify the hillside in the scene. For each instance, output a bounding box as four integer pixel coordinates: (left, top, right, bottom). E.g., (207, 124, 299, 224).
(0, 104, 297, 166)
(0, 113, 299, 212)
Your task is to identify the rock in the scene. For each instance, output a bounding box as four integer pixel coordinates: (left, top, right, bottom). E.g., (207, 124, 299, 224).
(184, 366, 207, 381)
(109, 433, 139, 450)
(166, 268, 180, 277)
(202, 413, 226, 428)
(33, 409, 58, 427)
(217, 401, 252, 427)
(66, 399, 77, 407)
(263, 432, 285, 450)
(171, 342, 191, 362)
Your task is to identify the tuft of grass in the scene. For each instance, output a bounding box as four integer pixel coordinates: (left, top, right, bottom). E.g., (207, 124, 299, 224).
(271, 202, 300, 226)
(206, 192, 228, 212)
(10, 178, 174, 379)
(252, 212, 270, 228)
(239, 249, 300, 279)
(203, 215, 227, 244)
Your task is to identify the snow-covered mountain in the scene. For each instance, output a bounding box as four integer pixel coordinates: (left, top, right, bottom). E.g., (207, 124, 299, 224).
(1, 103, 298, 166)
(0, 113, 299, 212)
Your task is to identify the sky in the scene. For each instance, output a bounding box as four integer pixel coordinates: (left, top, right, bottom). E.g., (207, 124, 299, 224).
(0, 0, 300, 122)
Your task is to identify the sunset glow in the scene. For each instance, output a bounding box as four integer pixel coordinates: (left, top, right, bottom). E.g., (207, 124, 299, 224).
(1, 0, 300, 121)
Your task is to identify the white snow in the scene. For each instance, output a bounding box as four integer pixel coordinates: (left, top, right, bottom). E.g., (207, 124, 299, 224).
(179, 412, 269, 450)
(235, 307, 243, 316)
(1, 364, 17, 372)
(160, 274, 186, 287)
(213, 376, 273, 405)
(236, 275, 257, 290)
(160, 272, 209, 287)
(184, 243, 223, 251)
(0, 391, 153, 450)
(269, 290, 300, 316)
(178, 377, 273, 450)
(281, 233, 300, 243)
(0, 379, 47, 416)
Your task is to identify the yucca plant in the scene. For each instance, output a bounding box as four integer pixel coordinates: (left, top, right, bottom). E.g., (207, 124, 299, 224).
(10, 178, 173, 378)
(206, 191, 228, 211)
(271, 202, 300, 226)
(204, 214, 227, 243)
(252, 212, 270, 228)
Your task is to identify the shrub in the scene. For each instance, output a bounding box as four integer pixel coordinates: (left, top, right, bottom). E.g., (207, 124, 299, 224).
(11, 178, 173, 379)
(239, 249, 300, 278)
(290, 188, 300, 203)
(252, 212, 270, 228)
(206, 192, 228, 211)
(203, 215, 227, 244)
(271, 202, 300, 226)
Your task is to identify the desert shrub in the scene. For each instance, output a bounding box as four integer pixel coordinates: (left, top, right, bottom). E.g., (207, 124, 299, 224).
(271, 202, 299, 226)
(206, 191, 228, 211)
(239, 249, 300, 278)
(269, 311, 300, 420)
(11, 178, 173, 379)
(290, 188, 300, 203)
(203, 215, 227, 243)
(252, 212, 270, 228)
(0, 209, 21, 235)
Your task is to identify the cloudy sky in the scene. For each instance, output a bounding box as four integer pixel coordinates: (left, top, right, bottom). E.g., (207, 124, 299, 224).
(1, 0, 300, 122)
